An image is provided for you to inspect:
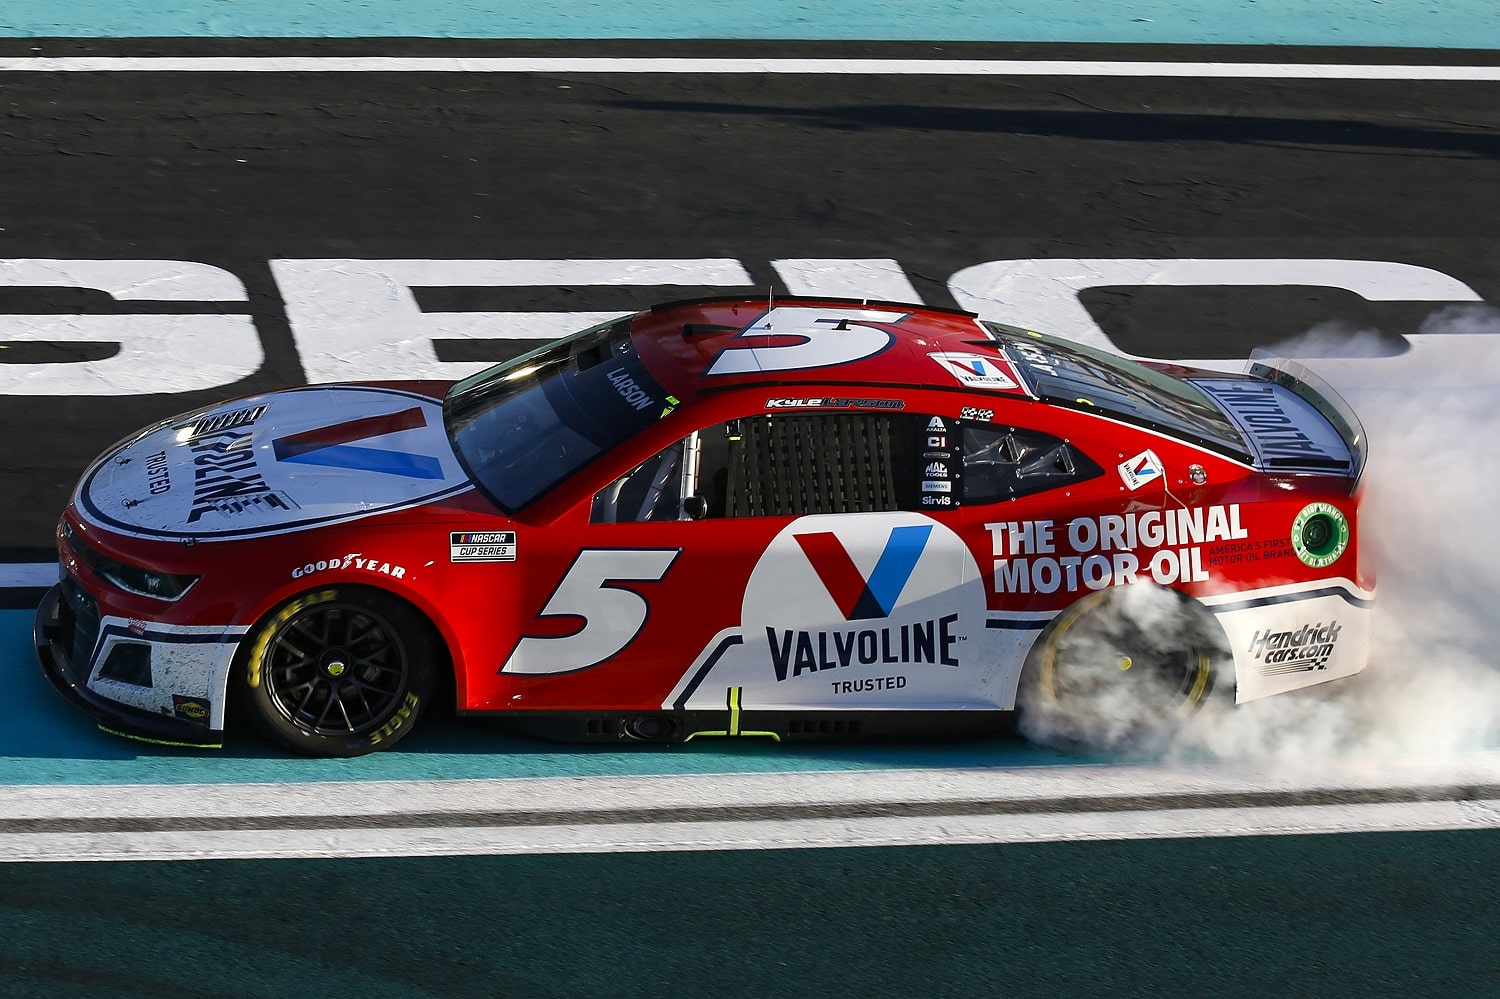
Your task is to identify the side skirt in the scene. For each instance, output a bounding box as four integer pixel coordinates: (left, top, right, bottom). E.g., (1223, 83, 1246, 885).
(461, 708, 1016, 745)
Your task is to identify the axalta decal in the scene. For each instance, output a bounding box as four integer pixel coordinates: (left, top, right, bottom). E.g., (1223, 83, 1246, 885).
(986, 504, 1249, 593)
(1248, 620, 1342, 674)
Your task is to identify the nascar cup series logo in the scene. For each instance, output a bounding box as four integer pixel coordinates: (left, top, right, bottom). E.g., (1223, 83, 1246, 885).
(738, 512, 986, 697)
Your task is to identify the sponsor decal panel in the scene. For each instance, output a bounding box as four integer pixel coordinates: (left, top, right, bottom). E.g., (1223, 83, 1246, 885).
(1248, 621, 1342, 674)
(919, 416, 960, 505)
(927, 351, 1022, 391)
(145, 450, 171, 495)
(1192, 380, 1351, 468)
(271, 407, 444, 480)
(450, 530, 517, 562)
(172, 695, 211, 722)
(986, 503, 1249, 593)
(1291, 502, 1350, 568)
(79, 387, 472, 540)
(1117, 449, 1163, 491)
(771, 522, 958, 682)
(765, 397, 905, 410)
(291, 554, 408, 579)
(606, 366, 657, 413)
(668, 512, 991, 711)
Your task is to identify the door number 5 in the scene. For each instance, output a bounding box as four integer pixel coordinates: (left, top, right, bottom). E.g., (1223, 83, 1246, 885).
(501, 548, 680, 676)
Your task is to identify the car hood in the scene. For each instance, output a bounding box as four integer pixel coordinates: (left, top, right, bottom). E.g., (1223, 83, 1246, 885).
(76, 385, 475, 541)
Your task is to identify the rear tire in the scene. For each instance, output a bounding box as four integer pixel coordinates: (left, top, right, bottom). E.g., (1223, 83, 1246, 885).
(1018, 584, 1227, 751)
(237, 586, 438, 757)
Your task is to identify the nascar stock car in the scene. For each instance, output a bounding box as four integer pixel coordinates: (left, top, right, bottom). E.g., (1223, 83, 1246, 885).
(35, 296, 1372, 756)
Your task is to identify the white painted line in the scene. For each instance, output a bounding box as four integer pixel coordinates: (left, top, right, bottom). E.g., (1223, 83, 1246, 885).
(3, 752, 1497, 861)
(0, 57, 1498, 80)
(0, 563, 56, 589)
(4, 799, 1498, 863)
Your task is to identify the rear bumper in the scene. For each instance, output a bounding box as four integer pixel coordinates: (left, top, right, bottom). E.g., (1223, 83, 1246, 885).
(34, 582, 223, 749)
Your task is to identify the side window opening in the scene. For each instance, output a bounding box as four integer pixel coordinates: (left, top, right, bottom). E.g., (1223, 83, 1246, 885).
(592, 412, 926, 522)
(590, 436, 690, 523)
(961, 425, 1103, 504)
(725, 414, 912, 517)
(591, 415, 1106, 523)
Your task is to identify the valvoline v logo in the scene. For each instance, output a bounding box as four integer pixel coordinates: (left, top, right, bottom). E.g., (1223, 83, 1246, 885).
(794, 524, 933, 620)
(273, 407, 444, 479)
(927, 351, 1020, 391)
(1117, 448, 1164, 491)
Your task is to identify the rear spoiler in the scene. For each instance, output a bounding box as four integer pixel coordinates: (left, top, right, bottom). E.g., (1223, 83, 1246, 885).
(1246, 350, 1368, 483)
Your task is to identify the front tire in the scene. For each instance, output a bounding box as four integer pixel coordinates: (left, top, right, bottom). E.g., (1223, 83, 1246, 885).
(237, 586, 438, 757)
(1018, 584, 1227, 751)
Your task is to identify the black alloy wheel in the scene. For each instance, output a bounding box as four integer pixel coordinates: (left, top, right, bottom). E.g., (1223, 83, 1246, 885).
(238, 586, 438, 757)
(1019, 585, 1225, 751)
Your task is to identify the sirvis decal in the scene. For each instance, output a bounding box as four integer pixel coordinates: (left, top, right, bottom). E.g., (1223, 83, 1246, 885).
(667, 512, 992, 710)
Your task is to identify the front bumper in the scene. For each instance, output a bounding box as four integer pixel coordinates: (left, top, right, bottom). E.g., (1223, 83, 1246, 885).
(34, 581, 224, 749)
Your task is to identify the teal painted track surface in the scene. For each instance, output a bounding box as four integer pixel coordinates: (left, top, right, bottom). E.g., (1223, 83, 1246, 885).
(3, 0, 1500, 48)
(3, 610, 1085, 785)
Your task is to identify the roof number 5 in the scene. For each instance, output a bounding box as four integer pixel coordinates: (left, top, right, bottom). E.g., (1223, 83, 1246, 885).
(706, 306, 905, 376)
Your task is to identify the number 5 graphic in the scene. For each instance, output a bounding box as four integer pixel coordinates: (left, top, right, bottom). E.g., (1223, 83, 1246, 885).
(501, 548, 680, 675)
(706, 306, 906, 376)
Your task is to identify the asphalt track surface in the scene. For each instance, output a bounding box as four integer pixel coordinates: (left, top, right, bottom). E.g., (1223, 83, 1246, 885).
(2, 39, 1500, 553)
(3, 37, 1500, 996)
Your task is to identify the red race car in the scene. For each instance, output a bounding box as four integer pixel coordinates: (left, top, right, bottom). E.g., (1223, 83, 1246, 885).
(36, 297, 1373, 756)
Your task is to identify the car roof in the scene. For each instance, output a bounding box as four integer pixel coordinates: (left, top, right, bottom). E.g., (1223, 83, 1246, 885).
(626, 296, 1012, 402)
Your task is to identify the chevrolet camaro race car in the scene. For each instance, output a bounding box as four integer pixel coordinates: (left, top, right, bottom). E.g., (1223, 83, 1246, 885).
(36, 297, 1373, 756)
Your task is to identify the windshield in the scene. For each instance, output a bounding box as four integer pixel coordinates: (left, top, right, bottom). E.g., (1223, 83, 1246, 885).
(984, 323, 1252, 462)
(444, 315, 672, 511)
